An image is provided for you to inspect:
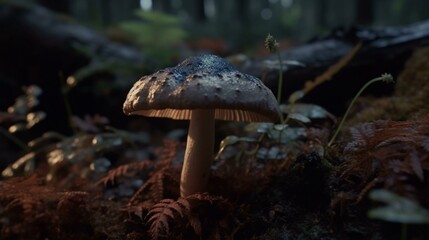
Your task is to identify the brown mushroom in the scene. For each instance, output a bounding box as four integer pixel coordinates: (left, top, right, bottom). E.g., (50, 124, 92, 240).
(123, 54, 279, 197)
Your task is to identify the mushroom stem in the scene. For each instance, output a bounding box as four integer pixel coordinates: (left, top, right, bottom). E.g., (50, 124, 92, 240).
(180, 109, 215, 197)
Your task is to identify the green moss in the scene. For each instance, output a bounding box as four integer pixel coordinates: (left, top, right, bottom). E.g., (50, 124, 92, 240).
(347, 46, 429, 125)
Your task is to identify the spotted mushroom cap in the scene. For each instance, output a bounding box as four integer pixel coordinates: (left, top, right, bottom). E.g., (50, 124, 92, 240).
(123, 54, 280, 122)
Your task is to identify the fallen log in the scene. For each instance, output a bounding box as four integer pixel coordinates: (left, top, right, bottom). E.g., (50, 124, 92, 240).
(0, 1, 150, 90)
(237, 21, 429, 114)
(0, 1, 151, 133)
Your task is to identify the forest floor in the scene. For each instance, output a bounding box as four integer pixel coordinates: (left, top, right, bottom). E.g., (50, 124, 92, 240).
(1, 45, 429, 240)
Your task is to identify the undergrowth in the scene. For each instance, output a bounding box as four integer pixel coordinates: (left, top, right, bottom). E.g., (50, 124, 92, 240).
(1, 38, 429, 239)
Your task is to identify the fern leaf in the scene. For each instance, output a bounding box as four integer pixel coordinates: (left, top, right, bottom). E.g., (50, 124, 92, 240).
(341, 116, 429, 204)
(97, 161, 151, 186)
(150, 169, 167, 201)
(409, 149, 424, 181)
(6, 198, 37, 215)
(375, 135, 414, 148)
(126, 140, 184, 208)
(147, 213, 169, 228)
(146, 198, 190, 239)
(189, 215, 202, 237)
(0, 175, 52, 215)
(129, 169, 166, 206)
(148, 214, 169, 239)
(166, 198, 189, 218)
(419, 136, 429, 152)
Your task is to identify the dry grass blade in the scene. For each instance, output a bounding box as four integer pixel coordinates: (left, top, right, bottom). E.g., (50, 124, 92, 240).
(340, 115, 429, 202)
(290, 43, 362, 103)
(303, 42, 362, 95)
(407, 149, 424, 181)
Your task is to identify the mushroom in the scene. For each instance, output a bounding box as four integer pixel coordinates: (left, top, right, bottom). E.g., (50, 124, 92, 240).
(123, 54, 280, 197)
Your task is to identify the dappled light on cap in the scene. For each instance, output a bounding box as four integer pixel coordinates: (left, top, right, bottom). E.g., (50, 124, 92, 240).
(123, 54, 280, 122)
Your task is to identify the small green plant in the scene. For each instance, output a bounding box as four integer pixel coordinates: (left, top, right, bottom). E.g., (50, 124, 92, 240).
(216, 35, 337, 166)
(0, 85, 45, 151)
(1, 83, 150, 180)
(265, 34, 284, 106)
(327, 73, 394, 146)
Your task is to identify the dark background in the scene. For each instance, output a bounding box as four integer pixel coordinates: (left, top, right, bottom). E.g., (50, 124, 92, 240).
(1, 0, 429, 153)
(38, 0, 429, 50)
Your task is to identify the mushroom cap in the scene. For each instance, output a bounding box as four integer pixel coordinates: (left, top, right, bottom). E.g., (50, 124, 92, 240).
(123, 54, 280, 122)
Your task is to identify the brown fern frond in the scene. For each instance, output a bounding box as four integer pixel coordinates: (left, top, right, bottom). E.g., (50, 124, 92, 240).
(127, 140, 184, 207)
(57, 191, 89, 206)
(128, 201, 154, 219)
(96, 160, 153, 186)
(148, 167, 169, 201)
(0, 175, 56, 215)
(356, 177, 380, 203)
(128, 166, 172, 206)
(146, 198, 191, 239)
(187, 193, 235, 239)
(339, 115, 429, 203)
(0, 174, 98, 240)
(5, 197, 40, 215)
(189, 215, 202, 237)
(405, 149, 424, 181)
(144, 193, 233, 240)
(155, 140, 185, 165)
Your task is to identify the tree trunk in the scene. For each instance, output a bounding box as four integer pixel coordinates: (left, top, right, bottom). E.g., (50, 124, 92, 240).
(37, 0, 70, 13)
(356, 0, 373, 25)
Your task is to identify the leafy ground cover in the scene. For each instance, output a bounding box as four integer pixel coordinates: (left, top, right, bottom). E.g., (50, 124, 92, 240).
(1, 43, 429, 240)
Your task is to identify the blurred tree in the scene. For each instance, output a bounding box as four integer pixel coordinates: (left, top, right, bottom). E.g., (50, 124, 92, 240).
(118, 10, 187, 65)
(34, 0, 429, 53)
(300, 0, 326, 37)
(153, 0, 172, 14)
(103, 0, 140, 25)
(196, 0, 206, 22)
(182, 0, 206, 22)
(356, 0, 373, 25)
(37, 0, 70, 13)
(236, 0, 249, 48)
